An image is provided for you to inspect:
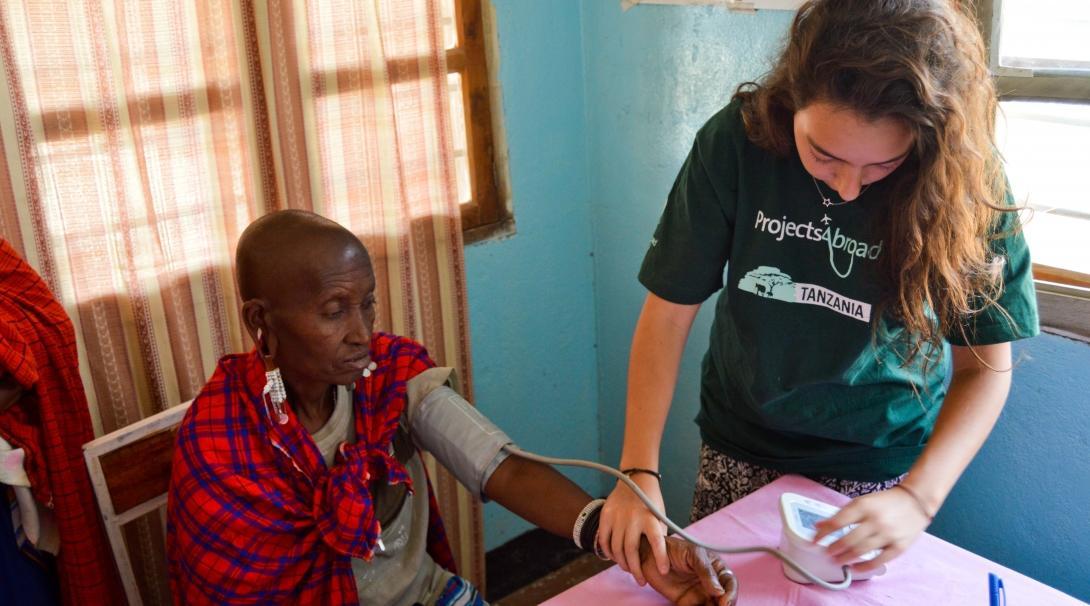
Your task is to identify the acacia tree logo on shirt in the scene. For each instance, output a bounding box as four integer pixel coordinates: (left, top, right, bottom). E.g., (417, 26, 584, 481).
(738, 266, 872, 322)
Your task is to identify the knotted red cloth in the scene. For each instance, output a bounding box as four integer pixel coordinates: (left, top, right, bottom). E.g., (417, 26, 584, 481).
(168, 333, 456, 605)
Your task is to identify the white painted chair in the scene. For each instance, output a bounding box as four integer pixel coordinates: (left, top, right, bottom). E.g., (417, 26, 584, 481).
(83, 402, 191, 606)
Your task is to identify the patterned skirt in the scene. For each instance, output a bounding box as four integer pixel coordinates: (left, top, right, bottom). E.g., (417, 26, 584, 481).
(431, 575, 487, 606)
(690, 443, 906, 523)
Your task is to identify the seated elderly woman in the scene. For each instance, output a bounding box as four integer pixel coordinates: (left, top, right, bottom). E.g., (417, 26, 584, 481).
(167, 210, 736, 606)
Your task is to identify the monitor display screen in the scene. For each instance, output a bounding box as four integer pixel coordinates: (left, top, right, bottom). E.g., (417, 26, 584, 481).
(795, 506, 851, 541)
(798, 508, 825, 531)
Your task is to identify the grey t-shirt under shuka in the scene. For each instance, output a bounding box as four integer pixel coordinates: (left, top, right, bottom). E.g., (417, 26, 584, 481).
(312, 372, 509, 606)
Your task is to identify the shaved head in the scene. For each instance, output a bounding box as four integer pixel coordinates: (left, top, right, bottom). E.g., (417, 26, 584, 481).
(236, 209, 379, 409)
(236, 210, 371, 303)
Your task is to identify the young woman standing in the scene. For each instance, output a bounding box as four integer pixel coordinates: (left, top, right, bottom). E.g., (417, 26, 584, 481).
(599, 0, 1039, 586)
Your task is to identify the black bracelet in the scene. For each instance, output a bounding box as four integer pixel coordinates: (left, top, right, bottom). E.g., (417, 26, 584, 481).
(621, 467, 662, 481)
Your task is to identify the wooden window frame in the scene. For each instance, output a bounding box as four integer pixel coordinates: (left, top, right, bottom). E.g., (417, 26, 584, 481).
(975, 0, 1090, 340)
(447, 0, 512, 243)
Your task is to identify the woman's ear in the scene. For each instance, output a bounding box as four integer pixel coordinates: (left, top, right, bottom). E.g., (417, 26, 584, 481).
(241, 299, 270, 355)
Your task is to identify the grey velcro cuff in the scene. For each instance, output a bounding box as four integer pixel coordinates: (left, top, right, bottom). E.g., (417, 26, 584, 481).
(406, 372, 512, 501)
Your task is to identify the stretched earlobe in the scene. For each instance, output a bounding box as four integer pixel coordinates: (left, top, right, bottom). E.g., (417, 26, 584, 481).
(242, 299, 272, 357)
(255, 327, 273, 358)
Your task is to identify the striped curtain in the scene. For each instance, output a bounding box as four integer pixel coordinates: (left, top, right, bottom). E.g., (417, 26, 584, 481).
(0, 0, 481, 602)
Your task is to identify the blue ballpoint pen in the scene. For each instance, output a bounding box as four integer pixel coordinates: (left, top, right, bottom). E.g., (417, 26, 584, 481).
(989, 572, 1006, 606)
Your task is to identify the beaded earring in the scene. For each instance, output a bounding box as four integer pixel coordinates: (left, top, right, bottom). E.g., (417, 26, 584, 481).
(257, 328, 289, 425)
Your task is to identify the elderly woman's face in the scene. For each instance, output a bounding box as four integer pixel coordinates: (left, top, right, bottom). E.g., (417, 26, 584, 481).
(268, 244, 377, 391)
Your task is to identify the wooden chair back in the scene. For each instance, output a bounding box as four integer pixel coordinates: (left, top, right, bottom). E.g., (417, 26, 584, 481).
(83, 402, 191, 606)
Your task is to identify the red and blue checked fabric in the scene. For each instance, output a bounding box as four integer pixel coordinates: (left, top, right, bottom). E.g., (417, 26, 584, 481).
(0, 238, 124, 605)
(168, 332, 456, 605)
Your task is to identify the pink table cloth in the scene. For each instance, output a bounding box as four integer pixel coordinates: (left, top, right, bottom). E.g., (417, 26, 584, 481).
(544, 475, 1085, 605)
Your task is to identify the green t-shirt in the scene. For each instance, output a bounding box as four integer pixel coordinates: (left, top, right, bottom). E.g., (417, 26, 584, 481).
(639, 100, 1039, 481)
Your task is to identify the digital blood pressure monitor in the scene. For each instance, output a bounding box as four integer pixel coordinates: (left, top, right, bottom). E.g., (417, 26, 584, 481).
(778, 492, 887, 584)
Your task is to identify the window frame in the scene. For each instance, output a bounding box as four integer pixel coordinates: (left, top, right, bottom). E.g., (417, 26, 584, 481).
(446, 0, 513, 243)
(976, 0, 1090, 341)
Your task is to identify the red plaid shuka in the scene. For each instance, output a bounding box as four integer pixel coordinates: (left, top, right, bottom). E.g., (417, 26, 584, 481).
(0, 238, 124, 605)
(168, 332, 457, 605)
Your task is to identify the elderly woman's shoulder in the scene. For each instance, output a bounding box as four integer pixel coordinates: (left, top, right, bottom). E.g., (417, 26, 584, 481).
(372, 331, 432, 359)
(178, 352, 263, 430)
(370, 332, 437, 377)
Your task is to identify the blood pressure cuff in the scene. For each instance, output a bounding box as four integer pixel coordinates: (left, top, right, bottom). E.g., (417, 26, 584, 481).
(406, 368, 513, 501)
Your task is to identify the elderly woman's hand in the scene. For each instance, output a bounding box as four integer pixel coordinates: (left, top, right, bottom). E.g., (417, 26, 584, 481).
(640, 535, 738, 606)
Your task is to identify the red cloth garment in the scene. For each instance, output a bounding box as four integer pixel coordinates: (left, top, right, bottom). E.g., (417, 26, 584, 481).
(168, 333, 456, 605)
(0, 238, 124, 605)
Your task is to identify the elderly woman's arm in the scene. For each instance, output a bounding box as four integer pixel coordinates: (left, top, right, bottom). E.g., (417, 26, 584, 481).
(483, 445, 736, 603)
(407, 375, 736, 603)
(406, 370, 590, 533)
(483, 454, 593, 536)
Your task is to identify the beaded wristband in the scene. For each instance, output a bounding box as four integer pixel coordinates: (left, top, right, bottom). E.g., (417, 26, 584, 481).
(572, 498, 606, 550)
(592, 528, 611, 561)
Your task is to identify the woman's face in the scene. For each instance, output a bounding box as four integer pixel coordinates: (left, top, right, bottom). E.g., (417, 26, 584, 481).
(266, 244, 377, 397)
(793, 101, 914, 202)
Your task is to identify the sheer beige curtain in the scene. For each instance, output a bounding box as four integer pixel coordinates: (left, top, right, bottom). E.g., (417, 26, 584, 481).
(251, 0, 481, 587)
(0, 0, 481, 600)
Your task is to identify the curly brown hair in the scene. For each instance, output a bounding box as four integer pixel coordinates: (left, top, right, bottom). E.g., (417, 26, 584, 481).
(735, 0, 1014, 369)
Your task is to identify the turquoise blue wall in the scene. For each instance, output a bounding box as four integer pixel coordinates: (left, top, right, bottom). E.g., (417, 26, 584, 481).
(464, 0, 600, 549)
(471, 1, 1090, 600)
(929, 334, 1090, 601)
